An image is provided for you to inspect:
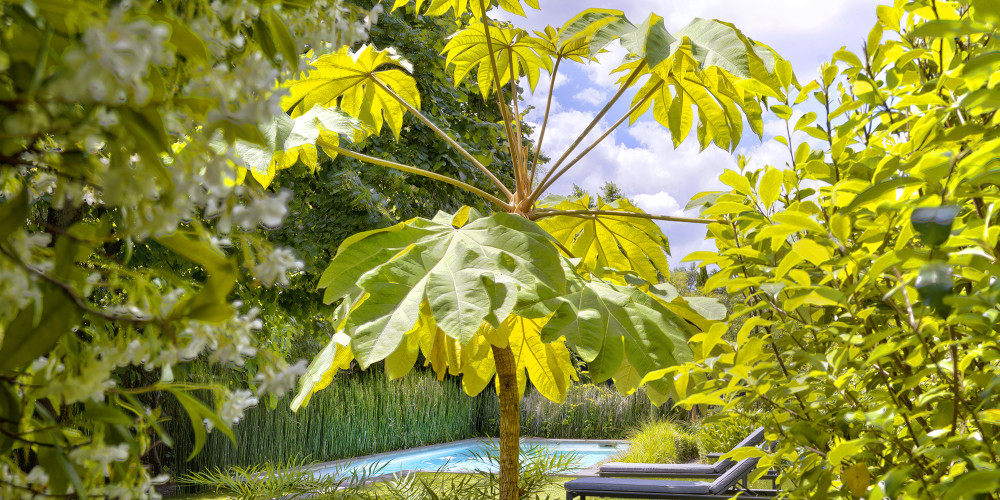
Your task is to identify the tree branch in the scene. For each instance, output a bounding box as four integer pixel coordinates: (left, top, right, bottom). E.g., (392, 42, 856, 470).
(369, 78, 514, 200)
(530, 208, 714, 224)
(0, 246, 153, 326)
(328, 144, 512, 210)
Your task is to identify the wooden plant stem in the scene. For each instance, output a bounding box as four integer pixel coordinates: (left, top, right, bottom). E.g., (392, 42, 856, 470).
(492, 344, 520, 500)
(529, 62, 645, 204)
(530, 209, 714, 225)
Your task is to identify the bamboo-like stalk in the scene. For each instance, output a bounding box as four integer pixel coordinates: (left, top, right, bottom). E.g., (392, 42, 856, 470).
(327, 144, 512, 210)
(369, 78, 514, 201)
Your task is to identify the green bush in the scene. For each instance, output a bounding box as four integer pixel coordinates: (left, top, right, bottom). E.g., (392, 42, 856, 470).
(612, 421, 700, 464)
(693, 412, 762, 459)
(178, 455, 382, 500)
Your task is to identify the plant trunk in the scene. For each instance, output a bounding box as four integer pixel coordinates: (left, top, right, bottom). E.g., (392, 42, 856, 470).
(492, 344, 520, 500)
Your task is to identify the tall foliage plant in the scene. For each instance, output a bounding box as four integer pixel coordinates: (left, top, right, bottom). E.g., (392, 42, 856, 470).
(681, 1, 1000, 497)
(261, 0, 787, 497)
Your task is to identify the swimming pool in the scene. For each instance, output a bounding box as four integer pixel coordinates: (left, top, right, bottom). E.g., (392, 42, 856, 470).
(312, 439, 629, 478)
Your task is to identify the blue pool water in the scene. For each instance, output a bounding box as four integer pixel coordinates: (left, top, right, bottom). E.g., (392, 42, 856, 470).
(313, 439, 628, 478)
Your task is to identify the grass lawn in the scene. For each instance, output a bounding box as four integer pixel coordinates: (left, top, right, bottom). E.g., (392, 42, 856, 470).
(166, 474, 779, 499)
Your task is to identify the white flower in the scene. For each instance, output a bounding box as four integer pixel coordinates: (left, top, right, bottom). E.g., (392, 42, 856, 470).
(218, 389, 259, 426)
(254, 359, 308, 396)
(69, 442, 130, 472)
(254, 189, 292, 228)
(25, 466, 48, 485)
(255, 247, 304, 287)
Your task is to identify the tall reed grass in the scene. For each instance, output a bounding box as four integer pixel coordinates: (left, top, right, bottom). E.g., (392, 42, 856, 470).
(511, 384, 678, 439)
(167, 365, 489, 479)
(166, 369, 678, 480)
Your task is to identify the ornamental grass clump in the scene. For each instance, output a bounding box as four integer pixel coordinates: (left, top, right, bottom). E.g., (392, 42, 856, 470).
(613, 421, 700, 464)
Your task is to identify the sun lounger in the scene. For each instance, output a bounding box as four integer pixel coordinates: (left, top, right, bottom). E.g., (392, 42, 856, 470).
(566, 457, 775, 500)
(598, 427, 766, 479)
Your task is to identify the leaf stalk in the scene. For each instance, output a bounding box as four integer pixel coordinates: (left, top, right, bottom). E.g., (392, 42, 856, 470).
(328, 144, 512, 210)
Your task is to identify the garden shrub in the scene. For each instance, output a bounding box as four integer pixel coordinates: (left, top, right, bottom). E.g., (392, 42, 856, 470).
(694, 412, 763, 458)
(678, 1, 1000, 497)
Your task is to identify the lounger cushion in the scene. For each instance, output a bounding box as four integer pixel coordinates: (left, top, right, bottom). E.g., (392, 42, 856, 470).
(565, 477, 712, 495)
(599, 462, 718, 476)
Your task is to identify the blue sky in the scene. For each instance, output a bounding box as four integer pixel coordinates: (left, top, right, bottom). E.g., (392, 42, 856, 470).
(498, 0, 889, 264)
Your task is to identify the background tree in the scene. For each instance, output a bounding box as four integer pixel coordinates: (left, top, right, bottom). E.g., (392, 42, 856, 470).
(680, 1, 1000, 497)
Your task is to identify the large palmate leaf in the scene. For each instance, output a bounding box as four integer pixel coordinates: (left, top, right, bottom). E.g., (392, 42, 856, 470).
(230, 105, 360, 187)
(317, 208, 565, 367)
(503, 315, 577, 402)
(442, 22, 550, 98)
(282, 45, 419, 139)
(391, 0, 539, 19)
(535, 196, 670, 284)
(600, 17, 780, 150)
(529, 26, 593, 64)
(624, 42, 769, 151)
(521, 258, 701, 405)
(673, 18, 779, 82)
(617, 14, 678, 69)
(529, 9, 627, 63)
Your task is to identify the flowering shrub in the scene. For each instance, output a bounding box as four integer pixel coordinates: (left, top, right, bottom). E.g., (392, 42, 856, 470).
(0, 0, 367, 497)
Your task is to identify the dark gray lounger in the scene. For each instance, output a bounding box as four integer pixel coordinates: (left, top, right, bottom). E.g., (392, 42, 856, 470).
(599, 427, 766, 478)
(566, 457, 774, 500)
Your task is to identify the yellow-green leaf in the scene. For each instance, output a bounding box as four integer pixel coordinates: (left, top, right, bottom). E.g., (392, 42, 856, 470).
(443, 22, 549, 99)
(283, 45, 419, 140)
(759, 167, 783, 206)
(505, 315, 575, 402)
(536, 196, 670, 284)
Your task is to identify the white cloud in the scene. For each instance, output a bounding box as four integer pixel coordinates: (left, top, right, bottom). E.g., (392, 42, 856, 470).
(580, 45, 630, 90)
(573, 87, 607, 106)
(633, 191, 682, 216)
(521, 71, 570, 119)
